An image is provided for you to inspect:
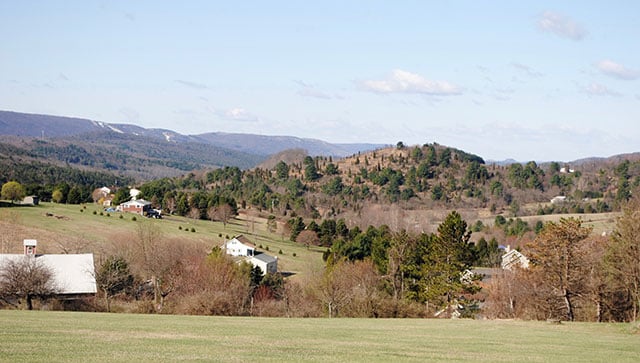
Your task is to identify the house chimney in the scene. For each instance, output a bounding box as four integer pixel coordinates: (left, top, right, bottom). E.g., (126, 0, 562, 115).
(24, 239, 37, 256)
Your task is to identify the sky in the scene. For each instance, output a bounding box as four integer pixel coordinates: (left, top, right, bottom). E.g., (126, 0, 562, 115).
(1, 1, 639, 162)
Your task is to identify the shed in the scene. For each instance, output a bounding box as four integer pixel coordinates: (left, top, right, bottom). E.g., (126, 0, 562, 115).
(249, 253, 278, 275)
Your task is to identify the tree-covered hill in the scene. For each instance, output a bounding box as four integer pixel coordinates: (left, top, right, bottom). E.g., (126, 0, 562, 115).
(131, 142, 640, 236)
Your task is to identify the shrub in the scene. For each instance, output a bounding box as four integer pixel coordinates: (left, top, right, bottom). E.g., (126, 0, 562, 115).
(119, 215, 123, 219)
(80, 209, 84, 212)
(278, 249, 283, 255)
(93, 210, 97, 215)
(106, 213, 110, 217)
(131, 216, 137, 221)
(178, 226, 182, 230)
(265, 246, 269, 251)
(190, 227, 196, 233)
(218, 233, 222, 237)
(99, 212, 104, 216)
(292, 253, 296, 257)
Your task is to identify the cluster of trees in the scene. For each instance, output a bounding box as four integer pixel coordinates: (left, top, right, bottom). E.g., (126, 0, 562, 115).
(0, 180, 121, 205)
(486, 198, 640, 322)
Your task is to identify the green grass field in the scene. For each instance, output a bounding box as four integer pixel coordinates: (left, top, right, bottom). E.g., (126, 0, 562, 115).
(0, 311, 638, 362)
(1, 202, 325, 279)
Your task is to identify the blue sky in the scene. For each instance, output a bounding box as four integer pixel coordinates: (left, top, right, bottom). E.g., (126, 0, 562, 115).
(1, 1, 638, 161)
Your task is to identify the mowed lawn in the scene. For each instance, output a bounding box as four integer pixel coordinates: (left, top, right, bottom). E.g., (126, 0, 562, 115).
(0, 311, 638, 362)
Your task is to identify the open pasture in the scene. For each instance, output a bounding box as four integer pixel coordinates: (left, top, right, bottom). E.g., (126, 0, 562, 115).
(0, 311, 638, 362)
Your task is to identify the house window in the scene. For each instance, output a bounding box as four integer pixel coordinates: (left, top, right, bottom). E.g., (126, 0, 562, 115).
(247, 249, 253, 256)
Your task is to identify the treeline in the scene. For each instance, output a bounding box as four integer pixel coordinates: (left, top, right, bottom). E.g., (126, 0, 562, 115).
(0, 159, 132, 204)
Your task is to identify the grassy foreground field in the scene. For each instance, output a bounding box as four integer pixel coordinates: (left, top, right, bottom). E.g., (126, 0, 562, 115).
(0, 311, 638, 362)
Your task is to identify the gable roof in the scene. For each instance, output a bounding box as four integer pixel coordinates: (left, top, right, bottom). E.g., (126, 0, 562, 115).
(0, 254, 97, 295)
(252, 253, 277, 264)
(501, 249, 530, 270)
(120, 199, 152, 207)
(234, 234, 255, 247)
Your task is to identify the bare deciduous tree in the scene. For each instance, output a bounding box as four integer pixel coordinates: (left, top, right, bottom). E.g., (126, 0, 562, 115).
(0, 257, 57, 310)
(296, 230, 319, 247)
(524, 218, 592, 321)
(606, 195, 640, 321)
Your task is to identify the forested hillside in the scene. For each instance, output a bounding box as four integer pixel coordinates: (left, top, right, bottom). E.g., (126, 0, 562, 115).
(134, 142, 640, 229)
(0, 132, 264, 181)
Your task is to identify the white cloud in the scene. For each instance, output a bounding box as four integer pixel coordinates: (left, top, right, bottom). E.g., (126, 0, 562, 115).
(595, 60, 639, 80)
(584, 83, 621, 97)
(537, 11, 587, 41)
(361, 69, 462, 96)
(221, 107, 259, 122)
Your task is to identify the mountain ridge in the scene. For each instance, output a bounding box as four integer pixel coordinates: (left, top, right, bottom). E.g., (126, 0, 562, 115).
(0, 110, 383, 158)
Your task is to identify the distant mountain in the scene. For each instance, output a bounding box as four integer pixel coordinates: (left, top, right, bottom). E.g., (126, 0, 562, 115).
(191, 132, 384, 157)
(0, 110, 384, 157)
(486, 158, 520, 166)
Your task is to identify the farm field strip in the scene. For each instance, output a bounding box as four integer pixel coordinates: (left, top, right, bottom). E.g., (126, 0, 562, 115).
(0, 311, 638, 362)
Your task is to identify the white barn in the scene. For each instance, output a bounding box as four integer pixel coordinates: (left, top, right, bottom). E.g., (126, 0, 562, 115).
(0, 240, 97, 300)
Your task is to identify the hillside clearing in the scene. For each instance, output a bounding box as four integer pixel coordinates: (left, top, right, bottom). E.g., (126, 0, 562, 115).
(0, 203, 325, 280)
(0, 311, 638, 362)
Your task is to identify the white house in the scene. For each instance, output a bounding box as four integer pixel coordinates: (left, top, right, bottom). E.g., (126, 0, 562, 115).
(222, 235, 277, 274)
(223, 235, 255, 257)
(0, 240, 97, 300)
(501, 246, 529, 270)
(250, 253, 278, 275)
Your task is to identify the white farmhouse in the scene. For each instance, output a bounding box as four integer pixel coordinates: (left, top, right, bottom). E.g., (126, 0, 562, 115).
(223, 235, 277, 275)
(223, 235, 255, 257)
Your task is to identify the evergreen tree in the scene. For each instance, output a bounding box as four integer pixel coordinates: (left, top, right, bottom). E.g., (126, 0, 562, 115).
(419, 211, 472, 310)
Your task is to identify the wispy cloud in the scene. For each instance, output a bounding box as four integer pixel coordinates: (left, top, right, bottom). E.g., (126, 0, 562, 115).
(584, 82, 621, 97)
(537, 11, 587, 41)
(361, 69, 462, 96)
(219, 107, 259, 122)
(493, 87, 515, 101)
(295, 81, 335, 99)
(174, 79, 208, 90)
(595, 60, 639, 80)
(511, 62, 543, 77)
